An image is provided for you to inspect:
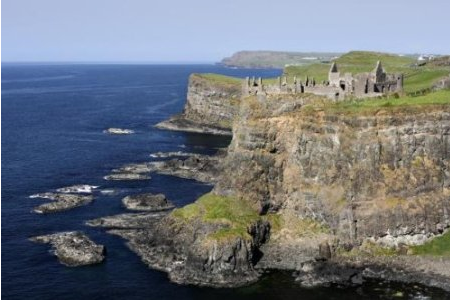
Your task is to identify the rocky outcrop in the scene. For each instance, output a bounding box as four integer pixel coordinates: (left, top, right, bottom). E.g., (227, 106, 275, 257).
(31, 193, 94, 213)
(89, 194, 270, 287)
(105, 153, 222, 184)
(156, 74, 241, 135)
(95, 213, 269, 287)
(30, 232, 105, 266)
(122, 193, 174, 211)
(87, 211, 168, 229)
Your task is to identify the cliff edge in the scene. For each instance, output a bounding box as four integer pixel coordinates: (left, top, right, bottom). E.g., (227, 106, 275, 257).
(156, 73, 241, 135)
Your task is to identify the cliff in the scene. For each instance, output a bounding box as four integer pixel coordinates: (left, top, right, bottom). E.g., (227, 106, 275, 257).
(146, 90, 450, 289)
(156, 73, 241, 135)
(149, 51, 450, 288)
(216, 94, 450, 243)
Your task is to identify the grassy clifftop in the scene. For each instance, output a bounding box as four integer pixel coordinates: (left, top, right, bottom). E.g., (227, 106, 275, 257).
(193, 73, 242, 87)
(171, 193, 261, 241)
(321, 89, 450, 115)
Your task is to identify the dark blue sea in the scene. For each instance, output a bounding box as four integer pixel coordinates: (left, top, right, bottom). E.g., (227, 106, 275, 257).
(2, 64, 448, 299)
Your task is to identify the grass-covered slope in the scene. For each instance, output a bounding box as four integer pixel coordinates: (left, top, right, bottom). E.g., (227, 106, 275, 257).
(171, 193, 261, 241)
(322, 89, 450, 114)
(195, 73, 242, 86)
(410, 231, 450, 256)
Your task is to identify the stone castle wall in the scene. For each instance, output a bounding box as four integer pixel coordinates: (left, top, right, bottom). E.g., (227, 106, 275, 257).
(242, 61, 404, 100)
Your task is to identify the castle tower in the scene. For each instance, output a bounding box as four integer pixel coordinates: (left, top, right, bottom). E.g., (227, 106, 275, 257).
(396, 74, 404, 92)
(242, 77, 250, 95)
(373, 61, 386, 83)
(329, 62, 340, 86)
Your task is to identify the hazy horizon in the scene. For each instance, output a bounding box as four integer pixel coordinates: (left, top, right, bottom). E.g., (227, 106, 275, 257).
(3, 0, 450, 62)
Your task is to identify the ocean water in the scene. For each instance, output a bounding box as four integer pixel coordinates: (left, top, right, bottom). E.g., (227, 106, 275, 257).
(1, 64, 447, 300)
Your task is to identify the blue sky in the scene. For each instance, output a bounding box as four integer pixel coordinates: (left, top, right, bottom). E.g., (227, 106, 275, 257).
(2, 0, 450, 62)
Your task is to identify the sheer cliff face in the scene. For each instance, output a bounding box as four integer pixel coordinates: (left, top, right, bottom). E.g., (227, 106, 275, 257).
(216, 96, 450, 242)
(182, 74, 241, 129)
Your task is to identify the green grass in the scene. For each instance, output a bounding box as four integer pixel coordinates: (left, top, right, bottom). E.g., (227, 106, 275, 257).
(410, 231, 450, 256)
(171, 193, 260, 241)
(403, 69, 449, 93)
(195, 73, 241, 86)
(285, 51, 414, 82)
(321, 89, 450, 114)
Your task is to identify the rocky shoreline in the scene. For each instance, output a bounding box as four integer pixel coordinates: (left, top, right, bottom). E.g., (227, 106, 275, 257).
(85, 204, 450, 291)
(28, 144, 450, 293)
(291, 255, 450, 292)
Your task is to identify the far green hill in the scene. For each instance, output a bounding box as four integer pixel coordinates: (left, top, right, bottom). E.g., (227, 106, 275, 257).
(220, 50, 341, 68)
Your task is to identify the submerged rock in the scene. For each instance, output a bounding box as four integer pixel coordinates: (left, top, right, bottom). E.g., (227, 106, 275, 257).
(103, 173, 151, 181)
(86, 211, 167, 229)
(122, 193, 174, 211)
(156, 117, 232, 136)
(30, 231, 105, 266)
(31, 193, 94, 213)
(149, 151, 197, 158)
(104, 128, 135, 135)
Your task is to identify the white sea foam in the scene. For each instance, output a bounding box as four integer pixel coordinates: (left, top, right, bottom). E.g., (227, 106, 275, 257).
(56, 185, 99, 194)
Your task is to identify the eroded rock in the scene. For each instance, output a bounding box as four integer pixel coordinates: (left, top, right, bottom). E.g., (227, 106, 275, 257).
(122, 193, 174, 211)
(86, 211, 168, 229)
(30, 232, 105, 266)
(105, 153, 222, 184)
(31, 193, 94, 213)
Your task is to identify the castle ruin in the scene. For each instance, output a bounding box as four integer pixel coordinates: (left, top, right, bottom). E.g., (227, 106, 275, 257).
(242, 61, 404, 100)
